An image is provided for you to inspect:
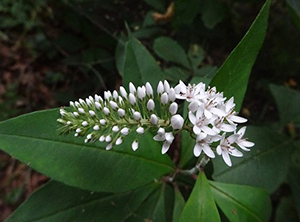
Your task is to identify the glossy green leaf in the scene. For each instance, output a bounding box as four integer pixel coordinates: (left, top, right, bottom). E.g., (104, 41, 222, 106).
(269, 84, 300, 126)
(6, 181, 158, 222)
(210, 0, 271, 111)
(123, 33, 165, 89)
(0, 109, 174, 193)
(127, 183, 167, 222)
(210, 181, 271, 222)
(213, 126, 294, 193)
(179, 171, 220, 222)
(172, 187, 185, 222)
(153, 36, 190, 68)
(201, 0, 225, 29)
(164, 66, 190, 83)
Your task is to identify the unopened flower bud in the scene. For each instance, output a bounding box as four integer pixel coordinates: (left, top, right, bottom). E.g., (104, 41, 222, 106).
(104, 91, 112, 100)
(133, 111, 141, 120)
(150, 114, 158, 125)
(164, 80, 170, 92)
(99, 135, 105, 142)
(132, 140, 139, 151)
(73, 112, 79, 117)
(82, 121, 88, 126)
(106, 143, 113, 150)
(161, 92, 168, 105)
(137, 86, 146, 100)
(145, 82, 153, 96)
(118, 108, 125, 117)
(86, 98, 92, 106)
(69, 101, 74, 107)
(129, 82, 136, 94)
(78, 108, 85, 113)
(89, 110, 96, 116)
(116, 137, 123, 145)
(119, 86, 127, 98)
(121, 127, 129, 135)
(109, 101, 118, 110)
(136, 127, 144, 134)
(157, 127, 165, 135)
(93, 125, 100, 131)
(99, 119, 106, 125)
(76, 128, 82, 133)
(188, 100, 199, 112)
(171, 114, 184, 130)
(157, 81, 164, 94)
(103, 107, 110, 115)
(147, 99, 155, 111)
(95, 102, 102, 110)
(79, 98, 85, 105)
(129, 93, 136, 105)
(168, 88, 176, 102)
(87, 134, 92, 140)
(169, 102, 178, 115)
(60, 109, 66, 116)
(113, 90, 118, 100)
(105, 135, 112, 142)
(112, 126, 119, 132)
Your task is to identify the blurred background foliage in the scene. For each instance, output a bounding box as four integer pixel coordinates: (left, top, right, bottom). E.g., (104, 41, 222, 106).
(0, 0, 300, 220)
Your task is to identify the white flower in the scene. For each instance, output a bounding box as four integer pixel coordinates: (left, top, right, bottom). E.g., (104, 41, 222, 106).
(82, 121, 88, 126)
(168, 88, 176, 102)
(104, 91, 112, 100)
(106, 143, 113, 150)
(112, 90, 118, 100)
(193, 133, 219, 158)
(164, 80, 170, 92)
(171, 114, 184, 130)
(153, 129, 174, 154)
(89, 110, 96, 116)
(103, 107, 110, 115)
(95, 102, 102, 110)
(188, 109, 217, 135)
(99, 119, 106, 125)
(93, 125, 100, 131)
(78, 108, 85, 113)
(112, 126, 119, 132)
(105, 135, 112, 142)
(99, 135, 105, 142)
(137, 86, 146, 100)
(109, 101, 118, 110)
(235, 127, 254, 151)
(216, 133, 243, 167)
(174, 80, 206, 102)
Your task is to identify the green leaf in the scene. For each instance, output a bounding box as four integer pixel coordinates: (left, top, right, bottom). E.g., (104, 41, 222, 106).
(269, 84, 300, 126)
(287, 0, 300, 29)
(115, 35, 127, 76)
(187, 44, 205, 71)
(201, 0, 225, 29)
(210, 0, 271, 111)
(172, 187, 185, 222)
(123, 34, 165, 89)
(179, 171, 220, 222)
(212, 126, 294, 193)
(142, 0, 165, 12)
(0, 109, 174, 193)
(6, 181, 158, 222)
(153, 36, 190, 68)
(210, 181, 271, 222)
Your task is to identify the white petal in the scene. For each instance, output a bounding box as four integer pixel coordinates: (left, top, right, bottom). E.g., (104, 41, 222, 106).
(153, 134, 165, 141)
(216, 145, 222, 155)
(230, 148, 243, 157)
(226, 134, 239, 145)
(193, 125, 201, 134)
(204, 109, 213, 119)
(129, 82, 136, 93)
(165, 132, 174, 143)
(188, 112, 197, 124)
(202, 125, 217, 135)
(222, 151, 232, 167)
(220, 123, 236, 132)
(193, 143, 202, 157)
(202, 144, 215, 158)
(230, 115, 247, 123)
(162, 141, 171, 154)
(237, 126, 247, 137)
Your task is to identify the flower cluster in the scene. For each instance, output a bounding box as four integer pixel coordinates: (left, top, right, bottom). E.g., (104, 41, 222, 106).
(58, 80, 254, 167)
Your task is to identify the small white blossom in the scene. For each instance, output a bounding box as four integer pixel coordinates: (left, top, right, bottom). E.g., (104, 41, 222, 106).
(95, 102, 102, 110)
(136, 127, 144, 134)
(109, 101, 118, 110)
(82, 121, 88, 126)
(76, 128, 82, 133)
(99, 119, 106, 125)
(89, 110, 96, 116)
(235, 127, 254, 151)
(161, 92, 169, 105)
(112, 126, 119, 132)
(78, 108, 85, 113)
(112, 90, 118, 100)
(133, 111, 141, 120)
(116, 137, 123, 145)
(145, 82, 153, 96)
(105, 135, 112, 142)
(119, 86, 127, 99)
(129, 93, 136, 105)
(168, 88, 176, 102)
(99, 135, 105, 142)
(121, 127, 129, 135)
(106, 143, 113, 150)
(73, 112, 79, 117)
(104, 91, 112, 100)
(189, 109, 217, 135)
(93, 125, 100, 131)
(103, 107, 110, 115)
(164, 80, 170, 93)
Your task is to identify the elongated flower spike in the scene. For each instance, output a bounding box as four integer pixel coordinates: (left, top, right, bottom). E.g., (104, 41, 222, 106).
(58, 80, 254, 167)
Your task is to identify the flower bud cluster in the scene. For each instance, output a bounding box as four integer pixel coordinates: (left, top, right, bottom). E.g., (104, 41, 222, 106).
(58, 80, 254, 167)
(58, 81, 183, 153)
